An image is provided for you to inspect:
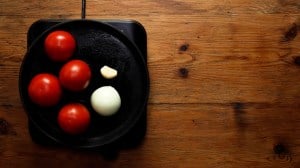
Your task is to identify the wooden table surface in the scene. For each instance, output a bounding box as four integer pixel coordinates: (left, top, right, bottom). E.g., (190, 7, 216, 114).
(1, 0, 300, 167)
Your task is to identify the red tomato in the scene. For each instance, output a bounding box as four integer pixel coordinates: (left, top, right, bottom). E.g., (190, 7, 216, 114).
(59, 60, 91, 91)
(57, 103, 90, 135)
(28, 73, 62, 107)
(44, 30, 76, 62)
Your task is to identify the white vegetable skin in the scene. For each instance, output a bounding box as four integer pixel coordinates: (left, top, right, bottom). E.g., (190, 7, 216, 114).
(100, 65, 118, 79)
(90, 86, 121, 116)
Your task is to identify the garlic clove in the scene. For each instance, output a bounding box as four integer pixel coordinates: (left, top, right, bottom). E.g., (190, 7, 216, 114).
(100, 65, 118, 79)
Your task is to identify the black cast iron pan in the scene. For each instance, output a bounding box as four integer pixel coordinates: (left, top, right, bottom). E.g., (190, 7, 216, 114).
(19, 19, 149, 149)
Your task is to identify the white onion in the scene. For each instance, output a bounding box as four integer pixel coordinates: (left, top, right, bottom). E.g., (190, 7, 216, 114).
(90, 86, 121, 116)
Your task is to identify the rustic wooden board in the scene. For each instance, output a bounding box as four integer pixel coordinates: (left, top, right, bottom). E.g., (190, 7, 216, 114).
(1, 0, 300, 167)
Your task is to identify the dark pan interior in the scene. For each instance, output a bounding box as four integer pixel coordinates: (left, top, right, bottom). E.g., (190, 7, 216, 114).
(19, 20, 149, 148)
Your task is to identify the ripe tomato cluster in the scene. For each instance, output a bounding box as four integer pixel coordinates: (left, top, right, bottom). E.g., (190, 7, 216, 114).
(28, 31, 91, 135)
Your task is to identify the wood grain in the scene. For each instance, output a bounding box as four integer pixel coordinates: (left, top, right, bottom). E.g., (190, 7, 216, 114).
(1, 0, 300, 167)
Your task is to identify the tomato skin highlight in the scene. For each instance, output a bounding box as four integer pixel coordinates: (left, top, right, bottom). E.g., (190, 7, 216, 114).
(57, 103, 91, 135)
(59, 60, 91, 92)
(44, 31, 76, 62)
(28, 73, 62, 107)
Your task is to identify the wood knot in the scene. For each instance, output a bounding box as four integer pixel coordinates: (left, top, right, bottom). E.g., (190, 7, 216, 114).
(232, 102, 245, 112)
(273, 143, 287, 155)
(231, 102, 248, 131)
(178, 67, 189, 78)
(0, 118, 9, 135)
(272, 142, 292, 161)
(179, 44, 189, 52)
(0, 118, 16, 136)
(293, 56, 300, 66)
(282, 23, 298, 42)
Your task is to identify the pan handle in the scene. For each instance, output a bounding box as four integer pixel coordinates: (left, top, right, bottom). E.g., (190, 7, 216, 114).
(82, 0, 86, 19)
